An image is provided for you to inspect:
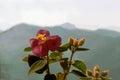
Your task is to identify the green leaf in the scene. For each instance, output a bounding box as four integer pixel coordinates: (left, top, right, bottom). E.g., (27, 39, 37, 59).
(57, 43, 70, 52)
(27, 55, 48, 74)
(76, 48, 89, 51)
(50, 51, 59, 59)
(56, 73, 67, 80)
(22, 55, 29, 62)
(24, 47, 32, 52)
(49, 58, 59, 64)
(49, 51, 62, 64)
(60, 58, 69, 71)
(80, 77, 91, 80)
(72, 60, 87, 73)
(35, 64, 48, 74)
(71, 70, 87, 77)
(102, 78, 112, 80)
(27, 59, 47, 76)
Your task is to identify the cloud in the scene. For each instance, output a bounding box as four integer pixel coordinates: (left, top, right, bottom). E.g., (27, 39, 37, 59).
(21, 11, 67, 26)
(0, 0, 120, 31)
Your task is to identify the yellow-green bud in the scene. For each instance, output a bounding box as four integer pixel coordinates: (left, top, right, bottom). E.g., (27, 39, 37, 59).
(93, 65, 100, 73)
(78, 38, 85, 46)
(86, 69, 93, 77)
(101, 70, 109, 77)
(68, 36, 73, 45)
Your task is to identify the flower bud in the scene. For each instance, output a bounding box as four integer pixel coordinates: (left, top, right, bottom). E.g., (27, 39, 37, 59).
(73, 38, 79, 47)
(101, 70, 109, 77)
(68, 36, 73, 45)
(78, 38, 85, 46)
(94, 65, 100, 73)
(94, 71, 99, 77)
(86, 69, 93, 77)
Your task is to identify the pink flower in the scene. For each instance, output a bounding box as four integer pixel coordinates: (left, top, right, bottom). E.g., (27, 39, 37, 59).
(30, 30, 61, 57)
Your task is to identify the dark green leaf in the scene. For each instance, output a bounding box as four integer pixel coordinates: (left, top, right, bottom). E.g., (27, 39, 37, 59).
(72, 60, 87, 73)
(24, 47, 32, 52)
(27, 59, 47, 75)
(60, 58, 69, 71)
(27, 55, 48, 74)
(44, 74, 56, 80)
(57, 43, 70, 52)
(76, 48, 89, 51)
(71, 70, 87, 77)
(27, 55, 41, 66)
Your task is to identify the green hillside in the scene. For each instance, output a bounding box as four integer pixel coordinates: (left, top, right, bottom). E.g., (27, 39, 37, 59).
(0, 23, 120, 80)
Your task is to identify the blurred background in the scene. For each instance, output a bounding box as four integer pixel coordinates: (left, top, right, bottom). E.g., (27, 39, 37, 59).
(0, 0, 120, 80)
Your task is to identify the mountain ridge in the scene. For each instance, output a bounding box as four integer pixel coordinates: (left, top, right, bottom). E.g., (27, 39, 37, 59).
(1, 23, 120, 37)
(58, 22, 77, 30)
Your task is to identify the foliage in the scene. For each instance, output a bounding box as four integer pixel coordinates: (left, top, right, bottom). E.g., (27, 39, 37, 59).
(23, 29, 112, 80)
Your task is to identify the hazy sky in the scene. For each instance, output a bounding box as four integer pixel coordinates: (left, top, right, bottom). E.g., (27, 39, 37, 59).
(0, 0, 120, 31)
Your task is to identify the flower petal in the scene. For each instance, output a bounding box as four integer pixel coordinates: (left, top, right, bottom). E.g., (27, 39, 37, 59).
(32, 44, 49, 57)
(36, 30, 50, 36)
(30, 38, 38, 48)
(47, 35, 61, 51)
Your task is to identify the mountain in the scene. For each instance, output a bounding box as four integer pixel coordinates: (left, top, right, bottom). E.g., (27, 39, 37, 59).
(0, 23, 120, 80)
(58, 23, 77, 30)
(95, 29, 120, 37)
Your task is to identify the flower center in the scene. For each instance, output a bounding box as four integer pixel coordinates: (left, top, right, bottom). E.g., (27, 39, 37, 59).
(37, 34, 46, 41)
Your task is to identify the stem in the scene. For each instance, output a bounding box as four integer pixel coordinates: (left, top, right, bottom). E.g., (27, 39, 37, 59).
(47, 55, 50, 74)
(63, 50, 75, 80)
(63, 72, 67, 80)
(68, 51, 74, 70)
